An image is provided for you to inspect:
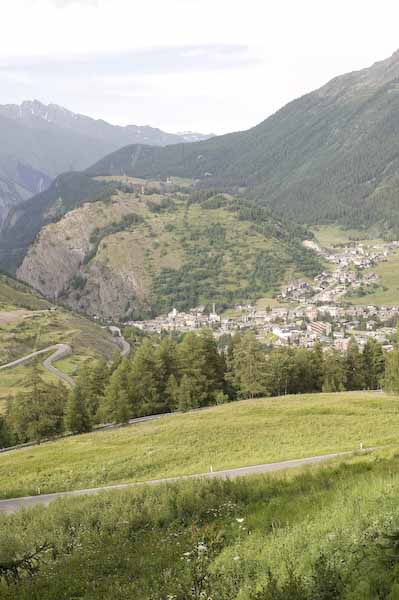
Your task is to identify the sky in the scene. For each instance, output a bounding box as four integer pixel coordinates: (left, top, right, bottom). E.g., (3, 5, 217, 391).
(2, 0, 399, 134)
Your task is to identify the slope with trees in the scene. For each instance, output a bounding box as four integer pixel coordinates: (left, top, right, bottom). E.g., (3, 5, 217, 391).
(86, 49, 399, 237)
(7, 189, 321, 319)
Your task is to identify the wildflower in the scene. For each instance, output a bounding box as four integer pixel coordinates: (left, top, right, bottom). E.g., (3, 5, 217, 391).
(233, 555, 240, 561)
(236, 518, 245, 524)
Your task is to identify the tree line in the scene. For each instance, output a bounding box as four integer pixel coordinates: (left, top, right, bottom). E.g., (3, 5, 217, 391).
(2, 329, 397, 449)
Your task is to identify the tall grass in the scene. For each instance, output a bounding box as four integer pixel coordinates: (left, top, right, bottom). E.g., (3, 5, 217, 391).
(2, 450, 399, 598)
(0, 391, 398, 499)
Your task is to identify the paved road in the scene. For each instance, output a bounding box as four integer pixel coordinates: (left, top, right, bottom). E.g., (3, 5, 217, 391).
(0, 449, 363, 515)
(0, 329, 130, 390)
(0, 343, 75, 387)
(42, 344, 75, 387)
(115, 336, 130, 358)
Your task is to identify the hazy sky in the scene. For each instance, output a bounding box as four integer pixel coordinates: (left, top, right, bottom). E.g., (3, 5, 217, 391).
(2, 0, 399, 134)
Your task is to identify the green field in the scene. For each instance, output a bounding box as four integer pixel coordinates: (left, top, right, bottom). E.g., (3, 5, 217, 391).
(312, 225, 372, 247)
(0, 274, 50, 311)
(1, 391, 398, 499)
(347, 250, 399, 306)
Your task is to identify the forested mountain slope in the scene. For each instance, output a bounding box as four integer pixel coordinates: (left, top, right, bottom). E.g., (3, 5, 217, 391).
(0, 100, 213, 227)
(87, 49, 399, 236)
(12, 184, 321, 319)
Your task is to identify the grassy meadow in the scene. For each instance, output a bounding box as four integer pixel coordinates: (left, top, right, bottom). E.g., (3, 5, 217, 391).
(1, 391, 399, 499)
(2, 449, 399, 598)
(312, 225, 379, 247)
(347, 249, 399, 306)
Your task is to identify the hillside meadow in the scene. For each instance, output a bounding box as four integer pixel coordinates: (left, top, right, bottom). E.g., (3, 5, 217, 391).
(2, 449, 399, 598)
(1, 391, 399, 499)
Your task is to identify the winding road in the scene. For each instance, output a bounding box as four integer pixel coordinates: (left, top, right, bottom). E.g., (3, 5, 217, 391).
(0, 330, 131, 388)
(0, 449, 368, 515)
(0, 344, 75, 387)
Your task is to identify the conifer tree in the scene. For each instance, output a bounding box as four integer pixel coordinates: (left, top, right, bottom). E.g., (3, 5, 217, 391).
(65, 386, 92, 434)
(228, 331, 266, 398)
(177, 374, 198, 412)
(322, 349, 346, 392)
(100, 357, 131, 422)
(345, 337, 365, 391)
(156, 337, 178, 412)
(165, 374, 180, 410)
(116, 389, 130, 424)
(129, 339, 163, 415)
(0, 415, 13, 449)
(384, 349, 399, 394)
(6, 364, 67, 443)
(178, 330, 225, 405)
(363, 338, 385, 390)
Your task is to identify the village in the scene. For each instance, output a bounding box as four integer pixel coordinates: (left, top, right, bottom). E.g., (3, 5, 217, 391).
(128, 239, 399, 352)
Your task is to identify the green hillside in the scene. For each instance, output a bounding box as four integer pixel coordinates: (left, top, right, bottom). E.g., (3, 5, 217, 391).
(0, 274, 119, 403)
(87, 50, 399, 237)
(12, 185, 321, 319)
(0, 391, 394, 499)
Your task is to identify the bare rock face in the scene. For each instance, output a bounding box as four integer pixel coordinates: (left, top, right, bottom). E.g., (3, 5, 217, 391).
(16, 198, 149, 319)
(67, 260, 144, 319)
(17, 209, 92, 300)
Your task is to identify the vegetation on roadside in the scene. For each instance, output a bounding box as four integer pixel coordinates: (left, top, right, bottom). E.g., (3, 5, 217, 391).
(1, 387, 399, 499)
(3, 451, 399, 598)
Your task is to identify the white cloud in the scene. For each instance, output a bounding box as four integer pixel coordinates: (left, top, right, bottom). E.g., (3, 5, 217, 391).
(2, 0, 399, 132)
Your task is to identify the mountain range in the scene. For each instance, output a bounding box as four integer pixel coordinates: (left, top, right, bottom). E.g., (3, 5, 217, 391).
(86, 49, 399, 236)
(0, 100, 213, 228)
(3, 50, 399, 317)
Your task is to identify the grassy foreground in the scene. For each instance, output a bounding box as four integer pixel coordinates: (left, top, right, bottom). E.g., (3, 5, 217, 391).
(2, 450, 399, 598)
(1, 391, 399, 499)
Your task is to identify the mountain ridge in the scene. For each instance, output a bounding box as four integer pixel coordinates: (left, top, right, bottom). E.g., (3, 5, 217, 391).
(0, 100, 214, 228)
(84, 49, 399, 236)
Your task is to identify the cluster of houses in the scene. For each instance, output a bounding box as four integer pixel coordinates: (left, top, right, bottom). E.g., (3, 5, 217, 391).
(279, 240, 398, 304)
(129, 302, 398, 352)
(128, 240, 399, 353)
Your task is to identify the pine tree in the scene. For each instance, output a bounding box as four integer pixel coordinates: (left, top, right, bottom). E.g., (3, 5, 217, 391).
(65, 386, 92, 434)
(384, 349, 399, 394)
(116, 389, 130, 424)
(363, 338, 385, 390)
(100, 358, 130, 422)
(309, 342, 324, 392)
(177, 374, 198, 412)
(77, 359, 109, 421)
(228, 332, 266, 398)
(6, 365, 67, 443)
(177, 330, 224, 406)
(165, 374, 180, 411)
(0, 415, 13, 449)
(322, 349, 346, 392)
(266, 348, 294, 396)
(156, 337, 178, 412)
(129, 339, 163, 415)
(345, 337, 365, 391)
